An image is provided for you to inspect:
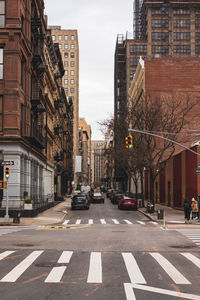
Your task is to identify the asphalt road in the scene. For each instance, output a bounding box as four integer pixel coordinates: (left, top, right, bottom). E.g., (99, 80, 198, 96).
(0, 195, 200, 300)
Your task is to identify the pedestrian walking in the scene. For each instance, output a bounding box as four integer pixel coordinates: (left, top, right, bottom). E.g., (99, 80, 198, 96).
(191, 198, 198, 220)
(183, 198, 191, 224)
(197, 195, 200, 221)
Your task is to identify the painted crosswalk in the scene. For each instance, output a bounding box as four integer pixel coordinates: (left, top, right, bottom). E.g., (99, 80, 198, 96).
(177, 230, 200, 247)
(0, 249, 199, 288)
(62, 219, 158, 226)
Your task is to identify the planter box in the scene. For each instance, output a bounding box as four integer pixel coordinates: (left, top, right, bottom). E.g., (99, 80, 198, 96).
(24, 203, 32, 210)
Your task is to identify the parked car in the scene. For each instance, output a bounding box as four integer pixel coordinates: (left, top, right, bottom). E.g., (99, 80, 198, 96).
(118, 195, 137, 210)
(71, 194, 90, 210)
(111, 190, 124, 204)
(100, 186, 106, 193)
(91, 192, 104, 203)
(109, 189, 118, 201)
(106, 188, 112, 198)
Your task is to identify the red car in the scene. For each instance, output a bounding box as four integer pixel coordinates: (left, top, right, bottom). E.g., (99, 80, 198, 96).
(118, 195, 137, 210)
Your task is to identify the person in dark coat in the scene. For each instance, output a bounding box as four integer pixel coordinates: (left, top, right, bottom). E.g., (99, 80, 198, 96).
(183, 198, 191, 224)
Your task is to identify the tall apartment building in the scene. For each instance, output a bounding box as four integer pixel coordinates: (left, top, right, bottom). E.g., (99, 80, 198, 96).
(114, 0, 200, 186)
(79, 118, 92, 185)
(91, 141, 105, 188)
(49, 26, 79, 187)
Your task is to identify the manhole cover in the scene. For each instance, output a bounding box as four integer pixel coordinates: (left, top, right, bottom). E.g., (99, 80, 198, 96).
(14, 244, 34, 247)
(170, 245, 197, 249)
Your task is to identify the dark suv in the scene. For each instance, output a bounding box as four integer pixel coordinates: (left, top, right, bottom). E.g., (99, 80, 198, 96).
(71, 194, 90, 210)
(111, 190, 124, 204)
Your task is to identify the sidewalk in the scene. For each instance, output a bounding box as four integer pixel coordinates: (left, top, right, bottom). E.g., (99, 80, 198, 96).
(0, 197, 71, 227)
(138, 201, 200, 229)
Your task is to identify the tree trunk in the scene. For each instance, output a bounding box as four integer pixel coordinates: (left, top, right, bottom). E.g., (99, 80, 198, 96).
(140, 169, 144, 207)
(149, 168, 155, 205)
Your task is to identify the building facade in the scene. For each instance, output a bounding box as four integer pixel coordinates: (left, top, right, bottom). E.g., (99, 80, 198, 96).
(91, 141, 105, 188)
(0, 0, 70, 213)
(49, 27, 79, 189)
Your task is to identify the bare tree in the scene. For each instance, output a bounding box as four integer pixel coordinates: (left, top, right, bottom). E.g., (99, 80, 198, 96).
(129, 92, 199, 204)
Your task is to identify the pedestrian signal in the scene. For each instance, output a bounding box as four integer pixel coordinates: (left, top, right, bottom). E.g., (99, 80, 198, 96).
(125, 135, 133, 149)
(5, 166, 10, 179)
(0, 181, 7, 189)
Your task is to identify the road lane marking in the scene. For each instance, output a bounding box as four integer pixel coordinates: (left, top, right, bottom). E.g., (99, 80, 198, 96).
(100, 219, 106, 224)
(150, 253, 190, 284)
(137, 221, 145, 225)
(75, 219, 81, 224)
(122, 253, 146, 284)
(58, 251, 73, 264)
(124, 283, 200, 300)
(0, 251, 15, 261)
(62, 220, 69, 225)
(45, 266, 67, 283)
(0, 251, 44, 282)
(112, 219, 120, 224)
(181, 253, 200, 268)
(88, 219, 93, 224)
(124, 220, 133, 225)
(87, 252, 102, 283)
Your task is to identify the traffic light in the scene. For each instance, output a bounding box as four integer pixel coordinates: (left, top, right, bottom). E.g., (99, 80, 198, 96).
(5, 166, 10, 179)
(125, 134, 133, 149)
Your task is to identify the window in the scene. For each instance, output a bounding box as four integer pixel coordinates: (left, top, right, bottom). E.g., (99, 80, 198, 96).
(173, 32, 190, 41)
(58, 35, 62, 40)
(173, 45, 190, 53)
(64, 88, 68, 93)
(70, 88, 74, 93)
(64, 79, 68, 85)
(196, 32, 200, 41)
(152, 19, 169, 28)
(64, 35, 68, 40)
(70, 44, 75, 49)
(0, 48, 3, 79)
(152, 32, 169, 41)
(70, 52, 75, 58)
(0, 1, 5, 28)
(196, 45, 200, 53)
(174, 19, 190, 28)
(130, 70, 135, 79)
(152, 7, 168, 15)
(70, 70, 75, 76)
(70, 61, 75, 67)
(130, 45, 147, 54)
(64, 52, 68, 58)
(71, 35, 75, 40)
(173, 8, 190, 15)
(70, 79, 75, 84)
(65, 44, 68, 49)
(59, 44, 62, 49)
(130, 57, 139, 67)
(65, 70, 68, 76)
(0, 95, 2, 131)
(64, 61, 68, 67)
(152, 45, 169, 54)
(52, 35, 55, 41)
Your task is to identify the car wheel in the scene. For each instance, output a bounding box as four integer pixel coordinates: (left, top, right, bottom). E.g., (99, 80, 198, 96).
(102, 200, 104, 204)
(118, 205, 121, 210)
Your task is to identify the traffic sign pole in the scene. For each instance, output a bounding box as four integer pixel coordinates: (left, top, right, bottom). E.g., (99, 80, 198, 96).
(4, 179, 9, 223)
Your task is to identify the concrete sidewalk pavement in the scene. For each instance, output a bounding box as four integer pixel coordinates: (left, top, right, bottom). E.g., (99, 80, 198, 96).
(0, 197, 71, 226)
(138, 201, 200, 229)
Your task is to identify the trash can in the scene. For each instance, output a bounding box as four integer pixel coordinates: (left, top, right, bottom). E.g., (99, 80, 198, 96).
(157, 209, 164, 220)
(13, 211, 21, 224)
(147, 202, 154, 213)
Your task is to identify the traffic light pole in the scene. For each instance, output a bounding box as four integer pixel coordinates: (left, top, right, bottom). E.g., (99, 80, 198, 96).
(4, 179, 9, 223)
(128, 128, 200, 158)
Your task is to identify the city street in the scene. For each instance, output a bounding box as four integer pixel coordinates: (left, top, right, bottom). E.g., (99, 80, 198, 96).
(0, 196, 199, 300)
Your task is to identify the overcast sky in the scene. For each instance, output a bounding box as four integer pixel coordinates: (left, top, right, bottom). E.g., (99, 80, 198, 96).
(44, 0, 133, 140)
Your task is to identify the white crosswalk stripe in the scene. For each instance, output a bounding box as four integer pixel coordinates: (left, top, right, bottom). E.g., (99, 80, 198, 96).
(177, 230, 200, 247)
(150, 253, 191, 284)
(88, 219, 93, 224)
(62, 220, 69, 225)
(100, 219, 106, 224)
(62, 219, 150, 225)
(0, 250, 199, 287)
(124, 220, 133, 224)
(137, 221, 145, 225)
(75, 219, 81, 224)
(112, 219, 120, 224)
(0, 251, 44, 282)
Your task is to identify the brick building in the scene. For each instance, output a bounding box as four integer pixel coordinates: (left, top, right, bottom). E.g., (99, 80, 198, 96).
(128, 57, 200, 207)
(0, 0, 70, 213)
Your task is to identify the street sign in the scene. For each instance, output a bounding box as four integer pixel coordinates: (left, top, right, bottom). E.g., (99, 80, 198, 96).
(1, 161, 14, 166)
(195, 168, 200, 174)
(0, 181, 7, 189)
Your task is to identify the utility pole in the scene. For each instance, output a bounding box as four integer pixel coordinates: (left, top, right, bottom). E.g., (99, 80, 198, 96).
(4, 166, 10, 223)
